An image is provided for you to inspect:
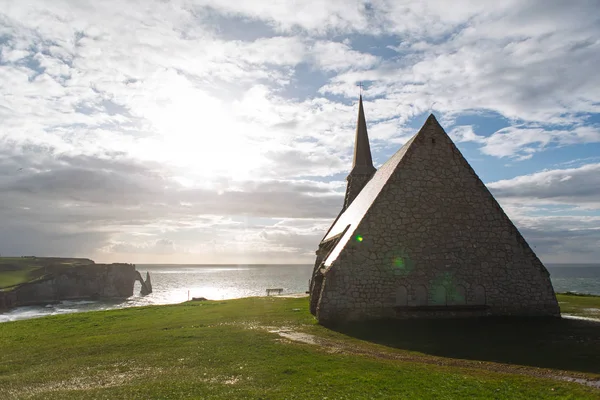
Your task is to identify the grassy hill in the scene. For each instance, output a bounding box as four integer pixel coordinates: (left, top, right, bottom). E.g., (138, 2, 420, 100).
(0, 294, 598, 399)
(0, 257, 95, 290)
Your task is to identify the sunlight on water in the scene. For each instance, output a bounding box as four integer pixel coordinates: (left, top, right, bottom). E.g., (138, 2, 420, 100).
(2, 264, 600, 323)
(1, 264, 313, 323)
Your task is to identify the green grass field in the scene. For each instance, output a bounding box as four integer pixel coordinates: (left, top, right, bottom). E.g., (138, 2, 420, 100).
(557, 293, 600, 319)
(0, 294, 599, 399)
(0, 257, 94, 289)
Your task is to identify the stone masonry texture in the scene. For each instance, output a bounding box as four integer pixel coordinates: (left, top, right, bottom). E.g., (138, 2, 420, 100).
(310, 114, 560, 323)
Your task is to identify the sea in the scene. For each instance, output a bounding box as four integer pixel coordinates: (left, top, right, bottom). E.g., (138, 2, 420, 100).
(1, 264, 599, 323)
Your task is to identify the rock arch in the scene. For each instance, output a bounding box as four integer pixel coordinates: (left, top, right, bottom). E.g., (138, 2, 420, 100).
(135, 271, 152, 296)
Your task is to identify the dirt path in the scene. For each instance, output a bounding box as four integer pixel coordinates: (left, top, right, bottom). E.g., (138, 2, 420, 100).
(269, 328, 600, 389)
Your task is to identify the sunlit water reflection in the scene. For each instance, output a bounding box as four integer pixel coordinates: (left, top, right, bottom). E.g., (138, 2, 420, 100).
(2, 264, 599, 323)
(0, 264, 313, 322)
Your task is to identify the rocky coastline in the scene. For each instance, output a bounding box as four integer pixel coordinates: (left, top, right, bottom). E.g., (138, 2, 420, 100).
(0, 262, 152, 311)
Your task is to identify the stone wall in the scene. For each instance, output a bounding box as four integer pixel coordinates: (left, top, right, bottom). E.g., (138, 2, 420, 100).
(315, 117, 560, 323)
(343, 172, 374, 211)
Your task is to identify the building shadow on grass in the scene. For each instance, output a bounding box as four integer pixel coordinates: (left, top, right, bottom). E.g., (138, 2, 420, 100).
(324, 316, 600, 374)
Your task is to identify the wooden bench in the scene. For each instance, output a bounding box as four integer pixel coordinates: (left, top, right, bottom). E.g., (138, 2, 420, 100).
(266, 288, 283, 296)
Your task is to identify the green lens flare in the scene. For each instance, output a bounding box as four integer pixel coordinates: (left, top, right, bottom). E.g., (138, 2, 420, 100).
(393, 257, 405, 268)
(356, 235, 363, 242)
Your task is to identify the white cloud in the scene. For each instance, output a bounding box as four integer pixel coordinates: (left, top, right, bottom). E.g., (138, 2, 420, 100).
(1, 0, 599, 263)
(321, 2, 600, 126)
(190, 0, 372, 34)
(513, 216, 600, 264)
(310, 41, 380, 71)
(490, 163, 600, 208)
(451, 125, 600, 160)
(103, 238, 180, 255)
(488, 164, 600, 263)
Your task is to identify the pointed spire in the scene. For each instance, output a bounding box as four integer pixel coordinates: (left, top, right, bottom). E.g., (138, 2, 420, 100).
(343, 95, 376, 210)
(350, 95, 376, 175)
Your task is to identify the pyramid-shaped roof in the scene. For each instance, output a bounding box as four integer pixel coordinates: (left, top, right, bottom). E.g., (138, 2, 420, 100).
(312, 113, 559, 322)
(322, 114, 448, 267)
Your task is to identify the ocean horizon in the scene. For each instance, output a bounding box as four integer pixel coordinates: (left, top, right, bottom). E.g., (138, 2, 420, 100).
(1, 263, 599, 323)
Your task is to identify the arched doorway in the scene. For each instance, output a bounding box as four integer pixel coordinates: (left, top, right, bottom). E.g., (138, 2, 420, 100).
(414, 285, 427, 306)
(431, 285, 447, 306)
(474, 285, 486, 305)
(395, 286, 408, 306)
(448, 285, 466, 305)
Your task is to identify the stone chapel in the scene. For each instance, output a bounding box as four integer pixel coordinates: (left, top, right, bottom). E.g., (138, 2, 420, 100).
(309, 96, 560, 323)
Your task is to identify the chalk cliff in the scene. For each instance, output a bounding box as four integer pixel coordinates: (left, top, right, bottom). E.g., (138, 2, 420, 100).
(0, 263, 151, 310)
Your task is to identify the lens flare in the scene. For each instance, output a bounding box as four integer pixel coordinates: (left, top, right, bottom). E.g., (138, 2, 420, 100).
(393, 257, 405, 268)
(355, 235, 363, 242)
(387, 250, 414, 276)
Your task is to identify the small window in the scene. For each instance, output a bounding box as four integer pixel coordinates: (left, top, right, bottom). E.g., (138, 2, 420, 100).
(431, 138, 436, 144)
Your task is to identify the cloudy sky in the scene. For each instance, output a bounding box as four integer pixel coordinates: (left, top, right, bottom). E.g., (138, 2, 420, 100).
(0, 0, 599, 264)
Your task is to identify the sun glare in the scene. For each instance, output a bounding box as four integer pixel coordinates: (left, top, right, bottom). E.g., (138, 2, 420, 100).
(139, 76, 267, 182)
